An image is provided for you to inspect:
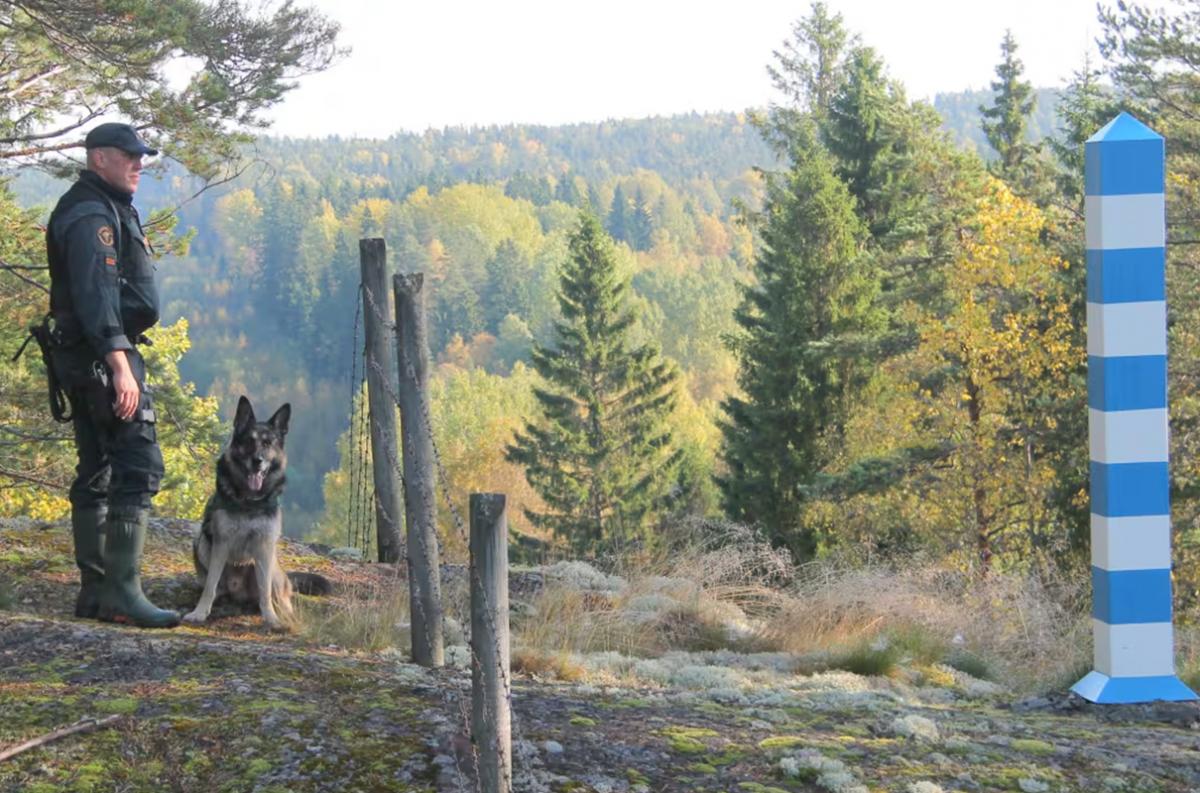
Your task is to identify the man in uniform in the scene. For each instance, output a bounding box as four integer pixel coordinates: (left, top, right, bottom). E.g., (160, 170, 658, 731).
(46, 122, 179, 628)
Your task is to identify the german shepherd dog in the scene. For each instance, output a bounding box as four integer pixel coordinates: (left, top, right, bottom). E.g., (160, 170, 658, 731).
(185, 396, 327, 631)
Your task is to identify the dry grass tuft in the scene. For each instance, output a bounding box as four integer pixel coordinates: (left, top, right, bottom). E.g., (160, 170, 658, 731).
(762, 554, 1092, 692)
(512, 520, 1096, 693)
(296, 573, 411, 652)
(514, 519, 790, 659)
(511, 649, 587, 682)
(290, 517, 1104, 694)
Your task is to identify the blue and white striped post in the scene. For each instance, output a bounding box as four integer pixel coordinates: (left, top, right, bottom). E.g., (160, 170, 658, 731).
(1072, 112, 1197, 704)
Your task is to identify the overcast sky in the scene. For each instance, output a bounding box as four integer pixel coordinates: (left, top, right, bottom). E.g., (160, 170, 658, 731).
(263, 0, 1105, 139)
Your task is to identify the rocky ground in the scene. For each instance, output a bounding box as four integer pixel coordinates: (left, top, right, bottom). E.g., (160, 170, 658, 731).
(2, 517, 1200, 793)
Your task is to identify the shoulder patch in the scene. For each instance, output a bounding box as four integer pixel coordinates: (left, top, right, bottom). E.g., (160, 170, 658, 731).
(97, 225, 115, 247)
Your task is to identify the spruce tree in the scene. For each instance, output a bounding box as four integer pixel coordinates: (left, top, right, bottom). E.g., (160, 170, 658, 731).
(820, 46, 912, 239)
(980, 31, 1036, 180)
(484, 239, 533, 332)
(719, 120, 868, 558)
(606, 184, 630, 244)
(507, 214, 684, 555)
(555, 171, 583, 206)
(1049, 56, 1112, 206)
(629, 187, 655, 251)
(767, 1, 853, 118)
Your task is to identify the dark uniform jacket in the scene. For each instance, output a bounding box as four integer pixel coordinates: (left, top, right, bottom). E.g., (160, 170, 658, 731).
(45, 170, 164, 507)
(46, 170, 159, 367)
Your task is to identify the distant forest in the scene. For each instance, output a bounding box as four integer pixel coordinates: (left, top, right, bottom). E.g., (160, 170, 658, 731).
(9, 87, 1066, 536)
(935, 88, 1060, 155)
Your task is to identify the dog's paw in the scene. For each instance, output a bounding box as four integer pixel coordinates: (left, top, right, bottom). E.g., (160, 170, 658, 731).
(182, 609, 209, 625)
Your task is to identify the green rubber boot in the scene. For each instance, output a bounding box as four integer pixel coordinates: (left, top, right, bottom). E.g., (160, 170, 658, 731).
(97, 507, 180, 628)
(70, 504, 106, 619)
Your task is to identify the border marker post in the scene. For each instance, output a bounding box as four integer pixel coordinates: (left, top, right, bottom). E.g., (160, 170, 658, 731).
(1073, 112, 1197, 704)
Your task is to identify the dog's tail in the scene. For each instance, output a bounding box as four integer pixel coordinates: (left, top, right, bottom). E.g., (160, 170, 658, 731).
(287, 571, 333, 596)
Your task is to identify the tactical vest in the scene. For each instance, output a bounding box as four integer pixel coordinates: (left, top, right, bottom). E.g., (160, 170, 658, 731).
(46, 172, 159, 353)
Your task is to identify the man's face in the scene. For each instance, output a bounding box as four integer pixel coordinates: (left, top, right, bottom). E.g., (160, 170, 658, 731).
(91, 147, 144, 194)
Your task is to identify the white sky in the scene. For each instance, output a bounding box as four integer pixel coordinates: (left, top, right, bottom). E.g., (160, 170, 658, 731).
(264, 0, 1105, 139)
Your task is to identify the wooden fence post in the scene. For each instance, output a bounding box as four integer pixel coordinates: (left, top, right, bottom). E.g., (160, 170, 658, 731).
(470, 493, 511, 793)
(393, 272, 445, 667)
(359, 238, 404, 564)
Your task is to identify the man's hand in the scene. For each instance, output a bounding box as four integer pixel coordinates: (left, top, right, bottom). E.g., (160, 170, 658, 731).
(104, 350, 139, 421)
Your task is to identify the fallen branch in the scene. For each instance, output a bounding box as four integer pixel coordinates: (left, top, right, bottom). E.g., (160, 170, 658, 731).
(0, 714, 122, 762)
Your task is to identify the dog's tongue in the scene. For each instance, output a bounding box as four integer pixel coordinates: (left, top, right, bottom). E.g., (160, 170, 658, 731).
(248, 471, 265, 492)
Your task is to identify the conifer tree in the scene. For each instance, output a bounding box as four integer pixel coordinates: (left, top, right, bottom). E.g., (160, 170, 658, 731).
(1049, 57, 1112, 207)
(820, 46, 911, 239)
(507, 214, 684, 554)
(484, 239, 533, 331)
(767, 1, 853, 120)
(979, 31, 1037, 181)
(719, 121, 869, 557)
(0, 0, 342, 179)
(586, 184, 603, 214)
(629, 188, 655, 251)
(555, 172, 583, 206)
(606, 184, 630, 244)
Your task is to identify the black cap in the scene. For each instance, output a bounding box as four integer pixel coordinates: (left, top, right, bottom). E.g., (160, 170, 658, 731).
(84, 123, 158, 156)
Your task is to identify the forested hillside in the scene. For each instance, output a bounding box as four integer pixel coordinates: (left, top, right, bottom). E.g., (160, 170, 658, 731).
(6, 84, 1063, 541)
(934, 87, 1060, 154)
(9, 0, 1173, 593)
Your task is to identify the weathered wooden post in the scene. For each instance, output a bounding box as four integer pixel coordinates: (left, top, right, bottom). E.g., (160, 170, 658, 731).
(1073, 112, 1197, 703)
(470, 493, 511, 793)
(393, 272, 444, 668)
(359, 239, 404, 564)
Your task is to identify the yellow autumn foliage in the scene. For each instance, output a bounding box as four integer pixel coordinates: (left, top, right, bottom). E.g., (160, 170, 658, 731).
(819, 178, 1085, 567)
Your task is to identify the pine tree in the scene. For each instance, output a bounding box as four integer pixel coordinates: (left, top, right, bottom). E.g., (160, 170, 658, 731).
(979, 31, 1037, 180)
(0, 0, 341, 179)
(719, 120, 869, 558)
(507, 214, 684, 554)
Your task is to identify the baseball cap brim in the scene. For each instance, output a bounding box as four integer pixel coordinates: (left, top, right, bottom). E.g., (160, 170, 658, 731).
(121, 141, 158, 157)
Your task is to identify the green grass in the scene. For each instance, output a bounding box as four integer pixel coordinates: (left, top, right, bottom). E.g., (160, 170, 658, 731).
(826, 624, 952, 678)
(828, 641, 901, 677)
(945, 650, 992, 681)
(1011, 738, 1056, 756)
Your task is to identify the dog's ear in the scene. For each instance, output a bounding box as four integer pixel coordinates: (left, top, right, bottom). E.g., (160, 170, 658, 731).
(234, 396, 255, 434)
(268, 403, 291, 436)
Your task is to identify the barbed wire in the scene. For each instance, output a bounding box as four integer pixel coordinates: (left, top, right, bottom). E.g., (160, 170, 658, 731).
(345, 285, 372, 555)
(360, 276, 521, 790)
(345, 286, 360, 549)
(355, 359, 375, 556)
